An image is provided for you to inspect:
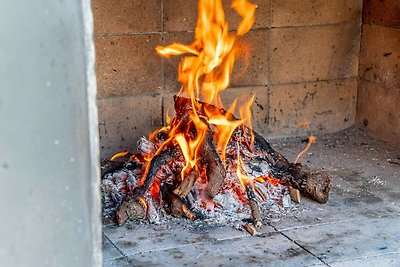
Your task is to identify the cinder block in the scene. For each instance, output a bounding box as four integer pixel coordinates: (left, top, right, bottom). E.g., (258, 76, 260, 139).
(268, 79, 357, 137)
(98, 94, 163, 159)
(92, 0, 161, 34)
(357, 80, 400, 145)
(162, 29, 269, 93)
(270, 24, 360, 84)
(271, 0, 362, 27)
(163, 0, 270, 32)
(359, 25, 400, 89)
(96, 35, 162, 98)
(363, 0, 400, 28)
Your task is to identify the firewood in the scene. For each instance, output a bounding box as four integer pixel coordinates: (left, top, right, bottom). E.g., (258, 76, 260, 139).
(161, 184, 197, 221)
(173, 170, 198, 198)
(200, 129, 226, 199)
(101, 159, 126, 177)
(133, 147, 175, 196)
(115, 197, 146, 226)
(289, 187, 301, 203)
(243, 223, 258, 236)
(174, 96, 333, 204)
(246, 183, 262, 227)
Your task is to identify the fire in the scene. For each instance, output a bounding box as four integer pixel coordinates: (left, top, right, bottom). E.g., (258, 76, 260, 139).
(110, 150, 129, 161)
(295, 135, 316, 164)
(155, 0, 257, 180)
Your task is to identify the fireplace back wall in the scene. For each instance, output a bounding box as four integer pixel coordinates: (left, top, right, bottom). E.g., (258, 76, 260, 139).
(93, 0, 363, 159)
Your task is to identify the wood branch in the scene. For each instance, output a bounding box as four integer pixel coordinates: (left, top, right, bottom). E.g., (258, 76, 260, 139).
(115, 197, 146, 225)
(174, 95, 333, 204)
(173, 170, 198, 198)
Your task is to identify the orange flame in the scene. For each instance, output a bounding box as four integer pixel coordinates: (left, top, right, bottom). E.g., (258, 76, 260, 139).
(294, 135, 316, 164)
(110, 150, 129, 161)
(155, 0, 257, 178)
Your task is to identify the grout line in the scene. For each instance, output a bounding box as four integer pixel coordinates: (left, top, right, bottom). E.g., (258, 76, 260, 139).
(102, 256, 125, 262)
(266, 0, 272, 129)
(267, 223, 331, 266)
(160, 0, 165, 125)
(95, 77, 358, 101)
(326, 251, 400, 264)
(123, 233, 250, 257)
(269, 76, 358, 87)
(274, 218, 361, 232)
(103, 233, 133, 264)
(94, 22, 359, 38)
(355, 0, 365, 123)
(97, 92, 162, 101)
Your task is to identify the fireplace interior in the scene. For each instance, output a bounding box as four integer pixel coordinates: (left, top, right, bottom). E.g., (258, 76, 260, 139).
(93, 0, 400, 266)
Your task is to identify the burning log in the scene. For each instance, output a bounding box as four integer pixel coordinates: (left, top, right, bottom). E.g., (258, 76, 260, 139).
(200, 129, 226, 199)
(174, 96, 333, 204)
(246, 182, 262, 227)
(173, 170, 198, 198)
(133, 147, 176, 196)
(161, 184, 197, 220)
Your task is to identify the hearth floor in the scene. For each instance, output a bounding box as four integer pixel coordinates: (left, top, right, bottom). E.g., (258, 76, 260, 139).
(102, 127, 400, 267)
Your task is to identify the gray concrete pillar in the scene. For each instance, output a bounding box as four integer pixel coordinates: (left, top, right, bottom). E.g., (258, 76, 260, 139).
(0, 0, 101, 266)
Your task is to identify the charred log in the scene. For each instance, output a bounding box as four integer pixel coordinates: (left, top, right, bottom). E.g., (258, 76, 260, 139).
(200, 129, 226, 199)
(161, 184, 197, 220)
(133, 147, 176, 197)
(115, 197, 146, 225)
(173, 170, 198, 198)
(246, 183, 262, 227)
(174, 96, 333, 204)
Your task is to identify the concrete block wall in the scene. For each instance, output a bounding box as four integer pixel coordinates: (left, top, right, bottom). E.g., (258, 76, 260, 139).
(93, 0, 362, 158)
(357, 0, 400, 145)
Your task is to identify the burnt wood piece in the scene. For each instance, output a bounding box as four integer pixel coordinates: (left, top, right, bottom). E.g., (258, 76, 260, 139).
(115, 197, 146, 225)
(247, 183, 262, 227)
(100, 159, 126, 178)
(133, 147, 175, 197)
(200, 130, 226, 199)
(288, 164, 332, 204)
(161, 184, 197, 220)
(174, 96, 332, 204)
(243, 223, 258, 236)
(289, 187, 301, 203)
(173, 170, 198, 198)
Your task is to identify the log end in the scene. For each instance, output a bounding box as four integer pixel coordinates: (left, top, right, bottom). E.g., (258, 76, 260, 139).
(115, 198, 146, 226)
(291, 164, 333, 204)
